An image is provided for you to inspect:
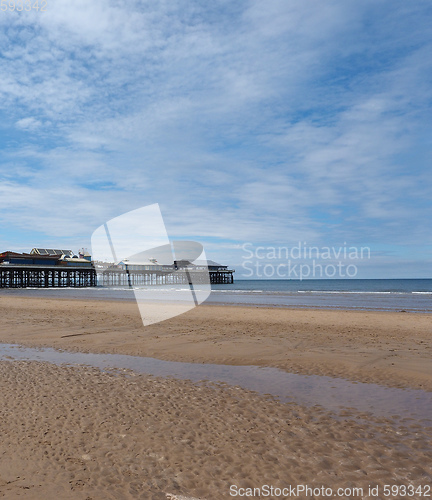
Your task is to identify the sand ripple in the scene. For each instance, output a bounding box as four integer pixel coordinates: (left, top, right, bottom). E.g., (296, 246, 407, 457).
(0, 361, 430, 499)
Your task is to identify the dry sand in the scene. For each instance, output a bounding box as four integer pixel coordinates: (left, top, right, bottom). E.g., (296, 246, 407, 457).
(0, 296, 431, 499)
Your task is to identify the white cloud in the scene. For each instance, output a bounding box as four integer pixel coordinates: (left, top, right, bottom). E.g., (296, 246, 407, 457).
(15, 117, 42, 130)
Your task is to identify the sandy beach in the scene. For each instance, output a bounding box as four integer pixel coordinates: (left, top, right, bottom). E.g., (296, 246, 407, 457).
(0, 296, 431, 390)
(0, 296, 431, 498)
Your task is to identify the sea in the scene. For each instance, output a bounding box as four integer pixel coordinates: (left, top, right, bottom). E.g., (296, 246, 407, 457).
(1, 279, 432, 313)
(208, 279, 432, 312)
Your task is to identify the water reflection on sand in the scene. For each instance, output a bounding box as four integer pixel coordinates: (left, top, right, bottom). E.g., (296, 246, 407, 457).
(1, 343, 431, 425)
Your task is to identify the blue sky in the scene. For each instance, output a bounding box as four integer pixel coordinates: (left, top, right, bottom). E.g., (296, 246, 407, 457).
(0, 0, 431, 278)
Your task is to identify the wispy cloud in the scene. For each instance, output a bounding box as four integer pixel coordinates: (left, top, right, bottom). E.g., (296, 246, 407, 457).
(0, 0, 431, 276)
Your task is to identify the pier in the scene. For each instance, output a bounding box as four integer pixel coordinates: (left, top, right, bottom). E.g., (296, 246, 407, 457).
(100, 258, 234, 286)
(0, 266, 97, 288)
(0, 250, 96, 288)
(0, 250, 234, 288)
(101, 268, 234, 287)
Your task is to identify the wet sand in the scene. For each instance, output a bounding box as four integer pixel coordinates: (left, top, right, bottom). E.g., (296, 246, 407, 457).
(0, 296, 431, 498)
(0, 361, 431, 499)
(0, 296, 431, 390)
